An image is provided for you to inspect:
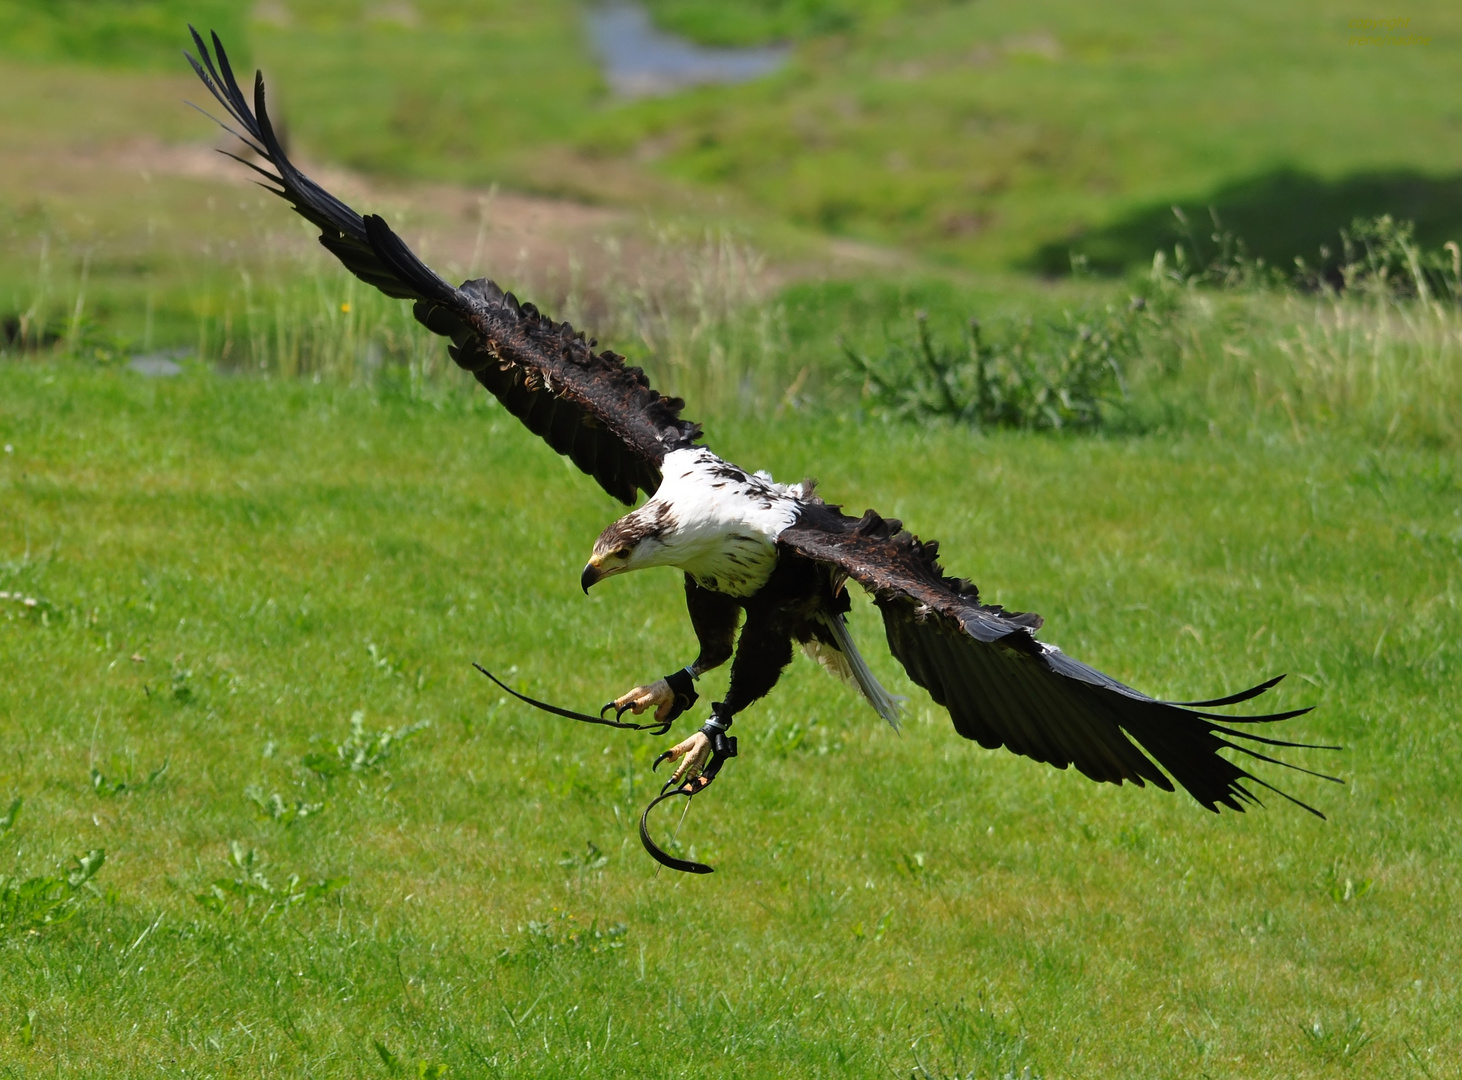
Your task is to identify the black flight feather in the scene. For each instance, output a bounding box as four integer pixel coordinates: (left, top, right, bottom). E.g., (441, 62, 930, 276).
(780, 503, 1339, 817)
(184, 29, 702, 503)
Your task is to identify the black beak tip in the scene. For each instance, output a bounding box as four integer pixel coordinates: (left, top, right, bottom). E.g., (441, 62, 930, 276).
(581, 564, 599, 594)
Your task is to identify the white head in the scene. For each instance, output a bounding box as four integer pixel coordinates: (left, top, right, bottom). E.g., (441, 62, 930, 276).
(580, 502, 676, 592)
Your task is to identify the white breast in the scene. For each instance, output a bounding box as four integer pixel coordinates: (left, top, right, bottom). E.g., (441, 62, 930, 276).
(652, 447, 808, 596)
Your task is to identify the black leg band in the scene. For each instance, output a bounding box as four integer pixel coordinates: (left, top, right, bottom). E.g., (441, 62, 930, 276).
(662, 667, 699, 723)
(699, 703, 737, 760)
(708, 731, 737, 761)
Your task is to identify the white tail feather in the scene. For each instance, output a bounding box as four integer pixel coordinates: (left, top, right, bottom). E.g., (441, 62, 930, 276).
(818, 612, 905, 731)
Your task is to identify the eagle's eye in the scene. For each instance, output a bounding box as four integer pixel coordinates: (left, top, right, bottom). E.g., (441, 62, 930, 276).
(614, 546, 631, 560)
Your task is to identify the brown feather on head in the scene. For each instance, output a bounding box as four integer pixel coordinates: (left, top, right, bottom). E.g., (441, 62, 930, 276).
(581, 503, 677, 590)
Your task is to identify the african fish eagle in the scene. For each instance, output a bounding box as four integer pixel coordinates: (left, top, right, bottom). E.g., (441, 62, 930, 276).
(186, 30, 1337, 821)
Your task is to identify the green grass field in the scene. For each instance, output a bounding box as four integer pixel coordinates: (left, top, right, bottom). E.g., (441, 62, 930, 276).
(3, 1, 1462, 1075)
(1, 362, 1459, 1076)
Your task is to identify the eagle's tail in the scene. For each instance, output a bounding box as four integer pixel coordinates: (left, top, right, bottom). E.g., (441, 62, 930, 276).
(815, 612, 906, 732)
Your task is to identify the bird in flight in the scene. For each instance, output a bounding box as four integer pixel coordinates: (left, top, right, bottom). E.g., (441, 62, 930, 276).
(185, 30, 1337, 864)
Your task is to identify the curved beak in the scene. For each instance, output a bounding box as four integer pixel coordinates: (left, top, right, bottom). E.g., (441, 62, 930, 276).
(581, 562, 602, 594)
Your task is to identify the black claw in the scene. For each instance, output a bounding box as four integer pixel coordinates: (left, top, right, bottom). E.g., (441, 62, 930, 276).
(616, 702, 635, 720)
(599, 701, 616, 719)
(652, 750, 674, 772)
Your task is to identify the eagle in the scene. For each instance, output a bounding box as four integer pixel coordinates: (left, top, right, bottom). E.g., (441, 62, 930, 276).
(185, 30, 1337, 834)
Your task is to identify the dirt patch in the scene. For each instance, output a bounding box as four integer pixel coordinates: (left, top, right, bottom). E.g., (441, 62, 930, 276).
(52, 135, 640, 282)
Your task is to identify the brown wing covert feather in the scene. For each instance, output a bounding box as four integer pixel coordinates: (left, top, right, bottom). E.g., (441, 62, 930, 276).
(410, 276, 700, 504)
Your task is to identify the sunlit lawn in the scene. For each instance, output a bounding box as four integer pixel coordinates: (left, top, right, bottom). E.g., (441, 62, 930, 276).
(1, 361, 1457, 1077)
(1, 1, 1459, 1075)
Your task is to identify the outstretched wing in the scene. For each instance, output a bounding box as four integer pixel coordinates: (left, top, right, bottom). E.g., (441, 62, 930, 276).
(780, 504, 1340, 816)
(185, 29, 700, 504)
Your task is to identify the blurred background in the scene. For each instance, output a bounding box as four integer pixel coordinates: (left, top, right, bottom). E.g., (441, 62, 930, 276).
(2, 0, 1460, 437)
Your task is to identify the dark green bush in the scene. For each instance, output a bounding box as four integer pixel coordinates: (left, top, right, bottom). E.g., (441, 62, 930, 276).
(844, 301, 1147, 430)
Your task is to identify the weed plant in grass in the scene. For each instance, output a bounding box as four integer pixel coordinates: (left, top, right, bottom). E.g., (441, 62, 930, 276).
(844, 300, 1140, 430)
(0, 798, 107, 941)
(1, 359, 1459, 1076)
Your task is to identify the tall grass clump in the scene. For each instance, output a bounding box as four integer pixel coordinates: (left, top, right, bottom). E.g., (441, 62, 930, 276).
(222, 223, 794, 409)
(561, 224, 793, 415)
(2, 217, 798, 414)
(1141, 214, 1462, 446)
(0, 240, 451, 389)
(227, 264, 444, 386)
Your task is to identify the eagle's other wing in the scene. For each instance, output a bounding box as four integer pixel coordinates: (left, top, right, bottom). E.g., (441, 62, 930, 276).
(186, 29, 700, 504)
(780, 503, 1340, 816)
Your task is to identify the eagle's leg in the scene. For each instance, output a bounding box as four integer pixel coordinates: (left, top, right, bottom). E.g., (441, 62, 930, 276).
(665, 608, 794, 787)
(605, 677, 691, 723)
(605, 576, 740, 724)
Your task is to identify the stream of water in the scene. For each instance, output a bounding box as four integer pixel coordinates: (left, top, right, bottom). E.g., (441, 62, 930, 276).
(585, 2, 789, 98)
